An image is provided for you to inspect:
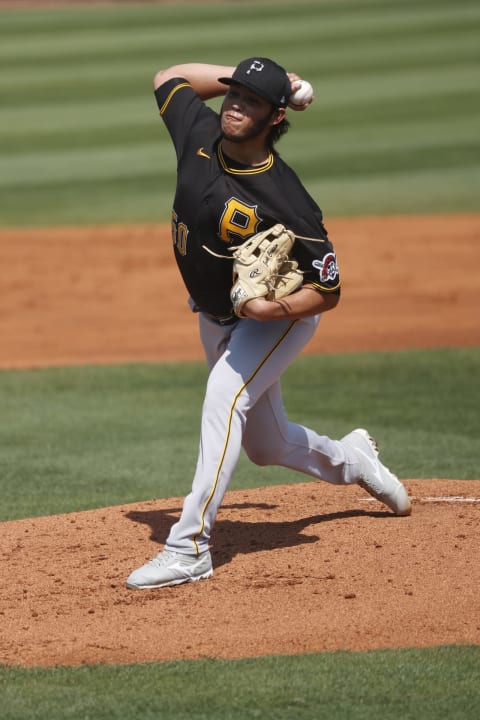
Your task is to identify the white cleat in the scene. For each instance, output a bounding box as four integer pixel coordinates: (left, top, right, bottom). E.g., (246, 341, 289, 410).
(126, 549, 213, 589)
(341, 428, 412, 516)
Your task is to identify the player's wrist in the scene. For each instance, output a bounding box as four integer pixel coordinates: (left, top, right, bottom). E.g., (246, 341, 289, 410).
(240, 298, 271, 320)
(241, 297, 291, 322)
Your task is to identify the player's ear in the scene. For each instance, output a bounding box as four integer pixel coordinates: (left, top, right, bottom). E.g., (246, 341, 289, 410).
(271, 107, 286, 126)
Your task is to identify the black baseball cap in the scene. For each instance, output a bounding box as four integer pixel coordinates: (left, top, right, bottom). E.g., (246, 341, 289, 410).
(218, 58, 292, 108)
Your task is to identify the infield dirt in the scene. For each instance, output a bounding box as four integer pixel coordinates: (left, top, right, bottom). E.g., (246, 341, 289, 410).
(0, 214, 479, 667)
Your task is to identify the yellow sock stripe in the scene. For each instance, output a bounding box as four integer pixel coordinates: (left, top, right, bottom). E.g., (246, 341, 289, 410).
(192, 321, 297, 554)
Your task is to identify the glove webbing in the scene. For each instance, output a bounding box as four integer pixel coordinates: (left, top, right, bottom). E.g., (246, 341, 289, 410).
(202, 231, 325, 259)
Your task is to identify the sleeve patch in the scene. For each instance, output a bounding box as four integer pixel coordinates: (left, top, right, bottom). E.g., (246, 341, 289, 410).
(312, 252, 339, 284)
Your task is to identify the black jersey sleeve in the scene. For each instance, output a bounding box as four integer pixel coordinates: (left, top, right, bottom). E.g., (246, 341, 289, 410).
(293, 236, 341, 293)
(154, 78, 218, 162)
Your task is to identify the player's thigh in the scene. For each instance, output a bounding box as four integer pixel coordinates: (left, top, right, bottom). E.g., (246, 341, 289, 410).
(242, 382, 289, 462)
(227, 315, 319, 395)
(198, 313, 235, 370)
(205, 315, 320, 409)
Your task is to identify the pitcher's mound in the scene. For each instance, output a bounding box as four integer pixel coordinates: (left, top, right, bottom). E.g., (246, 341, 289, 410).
(1, 479, 479, 667)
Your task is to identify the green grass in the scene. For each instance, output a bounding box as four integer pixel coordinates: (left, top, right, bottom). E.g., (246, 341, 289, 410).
(0, 347, 478, 522)
(1, 646, 479, 720)
(1, 0, 479, 225)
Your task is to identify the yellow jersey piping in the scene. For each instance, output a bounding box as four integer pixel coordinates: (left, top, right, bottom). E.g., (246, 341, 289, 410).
(218, 144, 274, 175)
(309, 280, 341, 292)
(159, 82, 191, 115)
(192, 320, 297, 554)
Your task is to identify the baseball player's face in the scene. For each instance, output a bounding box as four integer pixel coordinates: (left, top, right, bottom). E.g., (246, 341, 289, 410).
(221, 85, 281, 143)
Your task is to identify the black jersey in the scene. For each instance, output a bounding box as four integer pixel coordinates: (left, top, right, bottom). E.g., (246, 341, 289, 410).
(155, 78, 340, 318)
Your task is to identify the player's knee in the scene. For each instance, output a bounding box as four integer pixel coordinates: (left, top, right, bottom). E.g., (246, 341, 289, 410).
(243, 440, 278, 467)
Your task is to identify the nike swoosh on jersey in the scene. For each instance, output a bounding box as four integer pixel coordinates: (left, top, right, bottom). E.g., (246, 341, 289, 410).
(196, 147, 211, 159)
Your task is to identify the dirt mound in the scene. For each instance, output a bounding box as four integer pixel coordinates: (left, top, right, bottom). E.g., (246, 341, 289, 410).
(1, 480, 479, 667)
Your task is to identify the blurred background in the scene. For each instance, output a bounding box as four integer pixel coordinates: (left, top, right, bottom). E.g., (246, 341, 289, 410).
(1, 0, 479, 227)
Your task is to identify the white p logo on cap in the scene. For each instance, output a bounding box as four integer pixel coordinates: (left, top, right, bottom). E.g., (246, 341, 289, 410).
(246, 60, 265, 75)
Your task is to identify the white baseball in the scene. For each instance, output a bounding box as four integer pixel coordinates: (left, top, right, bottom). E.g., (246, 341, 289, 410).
(289, 80, 313, 106)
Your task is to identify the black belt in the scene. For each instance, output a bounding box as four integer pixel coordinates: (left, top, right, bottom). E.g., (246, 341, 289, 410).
(203, 312, 239, 326)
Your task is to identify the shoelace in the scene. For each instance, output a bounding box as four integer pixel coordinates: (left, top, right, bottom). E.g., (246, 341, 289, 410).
(148, 550, 177, 567)
(365, 433, 397, 482)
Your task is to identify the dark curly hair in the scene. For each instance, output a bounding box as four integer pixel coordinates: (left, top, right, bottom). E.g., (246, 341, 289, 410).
(267, 116, 290, 149)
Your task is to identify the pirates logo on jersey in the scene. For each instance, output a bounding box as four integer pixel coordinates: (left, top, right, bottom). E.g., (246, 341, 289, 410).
(219, 197, 261, 243)
(312, 252, 339, 284)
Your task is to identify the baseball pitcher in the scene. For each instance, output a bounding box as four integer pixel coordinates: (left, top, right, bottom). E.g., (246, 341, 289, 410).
(126, 58, 411, 590)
